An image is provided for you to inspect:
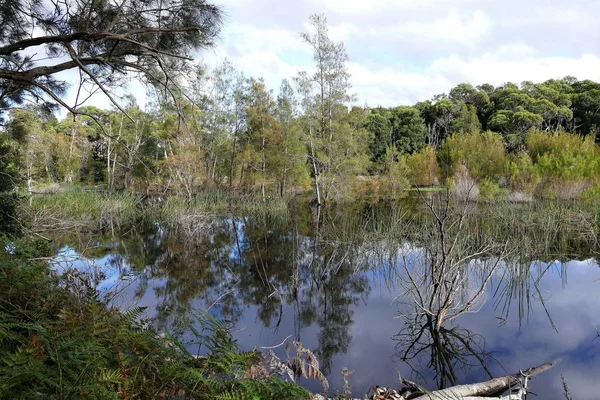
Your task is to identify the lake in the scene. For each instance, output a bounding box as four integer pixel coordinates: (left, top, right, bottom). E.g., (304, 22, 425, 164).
(49, 198, 600, 399)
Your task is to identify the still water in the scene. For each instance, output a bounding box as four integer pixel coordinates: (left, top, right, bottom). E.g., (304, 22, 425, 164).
(51, 200, 600, 399)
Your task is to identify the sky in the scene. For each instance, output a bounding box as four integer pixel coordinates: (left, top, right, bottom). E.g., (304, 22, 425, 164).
(54, 0, 600, 111)
(191, 0, 600, 108)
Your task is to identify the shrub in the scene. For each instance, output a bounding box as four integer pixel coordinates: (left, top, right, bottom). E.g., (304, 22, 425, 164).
(439, 131, 506, 181)
(507, 152, 540, 197)
(479, 178, 508, 202)
(526, 130, 600, 198)
(406, 146, 440, 186)
(379, 148, 410, 199)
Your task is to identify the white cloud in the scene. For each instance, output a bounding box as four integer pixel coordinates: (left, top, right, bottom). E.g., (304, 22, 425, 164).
(47, 0, 600, 113)
(430, 53, 600, 87)
(347, 62, 452, 106)
(318, 0, 476, 15)
(379, 9, 493, 45)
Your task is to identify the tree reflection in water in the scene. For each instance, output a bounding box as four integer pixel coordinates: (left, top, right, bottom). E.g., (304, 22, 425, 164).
(51, 196, 600, 393)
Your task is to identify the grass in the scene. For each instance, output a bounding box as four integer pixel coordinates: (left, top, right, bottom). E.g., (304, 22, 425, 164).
(28, 189, 142, 233)
(408, 185, 446, 192)
(27, 188, 290, 236)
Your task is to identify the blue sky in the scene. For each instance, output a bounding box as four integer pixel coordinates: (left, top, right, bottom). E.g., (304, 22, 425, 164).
(60, 0, 600, 111)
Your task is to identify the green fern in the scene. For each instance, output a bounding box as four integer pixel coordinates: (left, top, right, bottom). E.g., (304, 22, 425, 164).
(0, 235, 311, 399)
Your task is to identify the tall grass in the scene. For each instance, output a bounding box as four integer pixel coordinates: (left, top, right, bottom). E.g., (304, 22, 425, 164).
(145, 189, 290, 231)
(27, 188, 291, 236)
(28, 189, 141, 233)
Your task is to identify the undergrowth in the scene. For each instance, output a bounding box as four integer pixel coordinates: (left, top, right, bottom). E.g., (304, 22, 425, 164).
(27, 188, 290, 235)
(0, 235, 309, 399)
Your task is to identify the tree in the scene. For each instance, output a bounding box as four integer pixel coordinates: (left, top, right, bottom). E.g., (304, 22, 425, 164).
(390, 106, 426, 154)
(449, 82, 491, 128)
(241, 78, 280, 199)
(7, 107, 59, 190)
(276, 79, 309, 196)
(366, 109, 392, 172)
(297, 13, 357, 204)
(0, 0, 222, 121)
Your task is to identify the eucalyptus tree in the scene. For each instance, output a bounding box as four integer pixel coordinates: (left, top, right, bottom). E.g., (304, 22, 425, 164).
(205, 61, 248, 187)
(366, 109, 392, 172)
(277, 79, 308, 196)
(297, 14, 367, 203)
(242, 78, 280, 199)
(390, 106, 427, 154)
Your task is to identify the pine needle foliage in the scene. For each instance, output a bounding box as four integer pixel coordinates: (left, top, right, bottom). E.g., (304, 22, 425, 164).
(0, 235, 309, 399)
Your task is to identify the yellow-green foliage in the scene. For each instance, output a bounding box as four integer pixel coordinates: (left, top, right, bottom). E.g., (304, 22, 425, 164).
(439, 131, 506, 181)
(479, 178, 508, 202)
(527, 129, 600, 180)
(406, 146, 440, 186)
(507, 152, 540, 195)
(379, 149, 410, 199)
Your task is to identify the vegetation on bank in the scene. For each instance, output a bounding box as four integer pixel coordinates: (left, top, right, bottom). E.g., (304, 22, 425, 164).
(3, 14, 600, 207)
(0, 235, 310, 399)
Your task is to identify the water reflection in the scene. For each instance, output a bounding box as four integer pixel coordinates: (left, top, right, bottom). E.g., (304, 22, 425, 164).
(50, 200, 600, 399)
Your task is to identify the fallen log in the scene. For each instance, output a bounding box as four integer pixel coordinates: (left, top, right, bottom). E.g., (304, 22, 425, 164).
(310, 361, 556, 400)
(411, 361, 556, 399)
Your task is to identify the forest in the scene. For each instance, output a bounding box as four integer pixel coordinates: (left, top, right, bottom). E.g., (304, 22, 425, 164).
(4, 15, 600, 209)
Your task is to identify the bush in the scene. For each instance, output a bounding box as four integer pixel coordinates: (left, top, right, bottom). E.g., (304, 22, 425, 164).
(406, 146, 440, 186)
(507, 152, 540, 197)
(479, 178, 508, 202)
(0, 192, 21, 234)
(526, 130, 600, 198)
(439, 131, 506, 181)
(379, 148, 410, 199)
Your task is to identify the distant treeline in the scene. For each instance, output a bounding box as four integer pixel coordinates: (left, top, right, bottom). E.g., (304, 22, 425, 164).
(3, 16, 600, 203)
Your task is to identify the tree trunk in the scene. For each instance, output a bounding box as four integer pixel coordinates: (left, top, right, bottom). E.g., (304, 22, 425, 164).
(309, 124, 321, 205)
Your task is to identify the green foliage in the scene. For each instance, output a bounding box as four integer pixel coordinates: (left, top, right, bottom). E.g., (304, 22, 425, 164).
(439, 131, 506, 181)
(378, 148, 410, 199)
(366, 110, 392, 172)
(406, 146, 440, 187)
(478, 178, 507, 202)
(390, 106, 427, 154)
(0, 236, 309, 399)
(525, 130, 600, 198)
(507, 152, 540, 197)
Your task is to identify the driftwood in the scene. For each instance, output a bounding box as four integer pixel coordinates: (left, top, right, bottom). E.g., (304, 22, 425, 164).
(409, 361, 556, 400)
(310, 361, 556, 400)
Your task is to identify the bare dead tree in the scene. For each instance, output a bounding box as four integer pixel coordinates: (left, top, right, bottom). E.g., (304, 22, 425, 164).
(394, 189, 513, 388)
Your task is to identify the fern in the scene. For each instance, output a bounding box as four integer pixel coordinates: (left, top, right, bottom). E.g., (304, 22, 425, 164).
(0, 235, 311, 399)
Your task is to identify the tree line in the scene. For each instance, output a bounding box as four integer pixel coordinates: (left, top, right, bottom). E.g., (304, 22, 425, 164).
(4, 14, 600, 205)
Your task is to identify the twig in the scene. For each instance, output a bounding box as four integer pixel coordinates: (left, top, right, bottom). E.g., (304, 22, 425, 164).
(259, 335, 292, 350)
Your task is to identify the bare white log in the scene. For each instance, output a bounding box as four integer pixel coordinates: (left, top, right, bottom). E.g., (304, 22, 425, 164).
(412, 361, 555, 400)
